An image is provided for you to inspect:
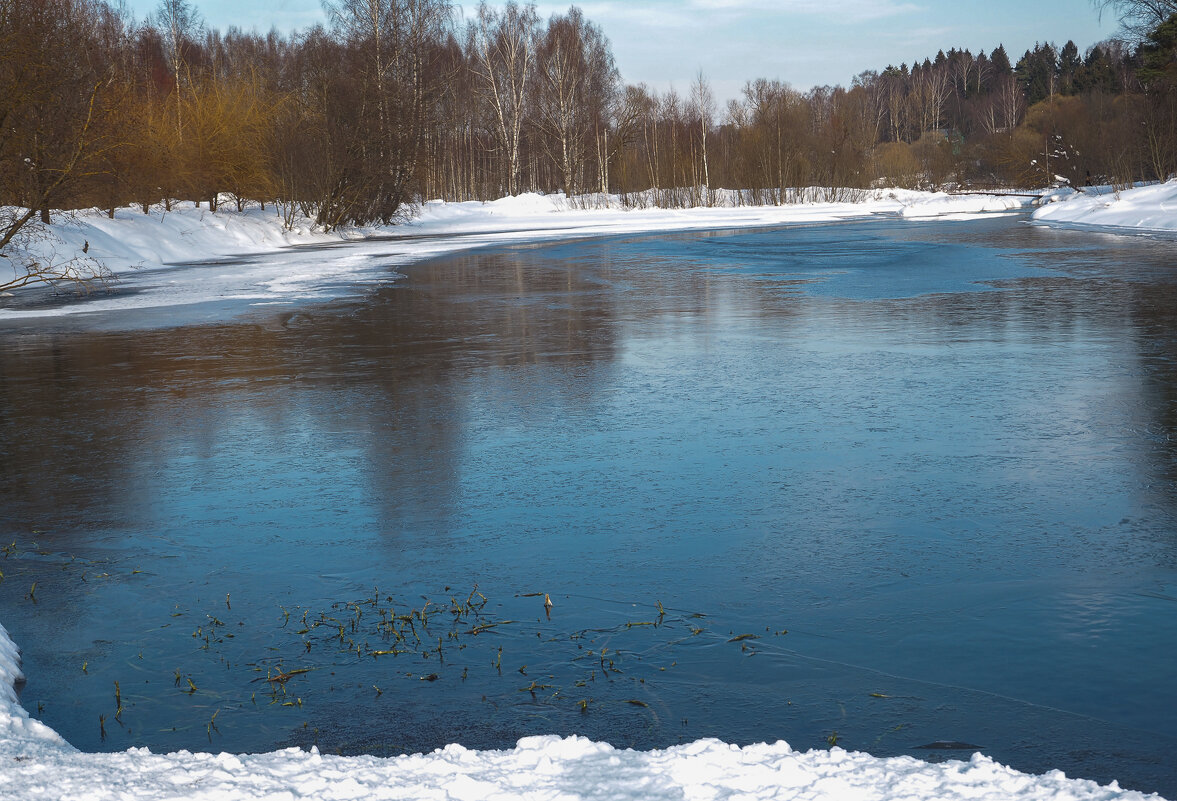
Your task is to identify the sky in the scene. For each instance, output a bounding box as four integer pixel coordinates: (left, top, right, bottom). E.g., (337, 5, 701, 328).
(123, 0, 1117, 102)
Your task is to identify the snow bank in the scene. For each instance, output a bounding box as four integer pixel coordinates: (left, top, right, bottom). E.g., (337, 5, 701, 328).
(0, 622, 72, 755)
(43, 204, 353, 267)
(0, 625, 1167, 800)
(1031, 180, 1177, 232)
(5, 203, 354, 287)
(10, 191, 918, 285)
(899, 191, 1037, 219)
(0, 204, 378, 315)
(405, 189, 918, 234)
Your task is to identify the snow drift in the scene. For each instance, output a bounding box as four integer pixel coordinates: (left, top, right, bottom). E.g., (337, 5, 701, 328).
(1031, 180, 1177, 232)
(899, 191, 1037, 218)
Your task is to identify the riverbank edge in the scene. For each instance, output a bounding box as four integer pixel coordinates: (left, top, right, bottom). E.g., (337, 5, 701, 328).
(2, 188, 1038, 304)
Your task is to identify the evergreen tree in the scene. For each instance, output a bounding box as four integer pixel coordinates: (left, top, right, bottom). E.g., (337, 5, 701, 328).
(990, 44, 1013, 75)
(1059, 40, 1081, 92)
(1016, 43, 1058, 105)
(1138, 13, 1177, 89)
(1078, 44, 1119, 92)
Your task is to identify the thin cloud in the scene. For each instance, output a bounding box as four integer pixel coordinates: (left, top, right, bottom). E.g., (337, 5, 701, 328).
(688, 0, 921, 20)
(529, 0, 919, 30)
(536, 1, 698, 28)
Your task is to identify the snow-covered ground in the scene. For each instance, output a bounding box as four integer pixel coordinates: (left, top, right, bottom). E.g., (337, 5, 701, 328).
(0, 624, 1166, 800)
(1, 188, 1031, 323)
(1031, 180, 1177, 232)
(898, 191, 1038, 219)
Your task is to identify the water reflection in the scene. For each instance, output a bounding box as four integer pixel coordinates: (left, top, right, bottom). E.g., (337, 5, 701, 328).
(0, 217, 1175, 796)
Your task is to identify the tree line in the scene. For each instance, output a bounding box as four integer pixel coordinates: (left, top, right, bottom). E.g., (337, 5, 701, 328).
(2, 0, 1177, 249)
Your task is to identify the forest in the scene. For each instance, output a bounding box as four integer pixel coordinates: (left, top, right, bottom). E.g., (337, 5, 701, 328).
(1, 0, 1176, 247)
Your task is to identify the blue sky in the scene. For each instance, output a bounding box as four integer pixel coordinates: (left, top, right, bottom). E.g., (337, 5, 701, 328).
(125, 0, 1115, 100)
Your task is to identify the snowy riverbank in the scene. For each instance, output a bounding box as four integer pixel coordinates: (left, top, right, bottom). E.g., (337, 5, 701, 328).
(2, 188, 1037, 321)
(1031, 180, 1177, 232)
(0, 625, 1167, 801)
(8, 179, 1173, 322)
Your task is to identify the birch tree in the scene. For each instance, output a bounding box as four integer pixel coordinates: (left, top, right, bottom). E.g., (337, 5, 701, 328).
(533, 7, 617, 198)
(151, 0, 203, 139)
(690, 71, 715, 195)
(468, 1, 537, 196)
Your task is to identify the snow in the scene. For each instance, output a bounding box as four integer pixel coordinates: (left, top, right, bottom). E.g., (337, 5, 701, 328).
(0, 624, 1170, 799)
(898, 191, 1037, 219)
(1031, 180, 1177, 232)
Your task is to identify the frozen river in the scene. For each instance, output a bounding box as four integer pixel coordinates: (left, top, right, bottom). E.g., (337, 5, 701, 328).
(0, 214, 1174, 797)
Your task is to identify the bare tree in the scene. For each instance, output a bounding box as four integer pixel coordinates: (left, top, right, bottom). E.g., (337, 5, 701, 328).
(468, 1, 537, 196)
(1, 0, 116, 292)
(321, 0, 452, 224)
(533, 6, 617, 198)
(740, 78, 805, 203)
(975, 73, 1027, 135)
(879, 66, 907, 142)
(997, 73, 1026, 132)
(690, 71, 715, 199)
(952, 50, 976, 99)
(1094, 0, 1177, 37)
(151, 0, 203, 139)
(920, 62, 951, 133)
(1, 210, 113, 294)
